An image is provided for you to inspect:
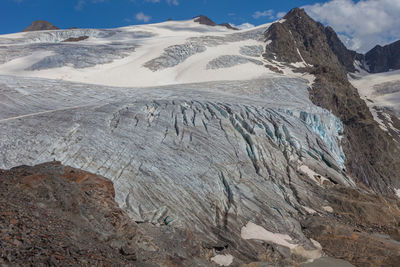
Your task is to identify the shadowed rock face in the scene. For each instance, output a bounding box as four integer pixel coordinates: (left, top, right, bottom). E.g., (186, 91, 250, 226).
(365, 40, 400, 73)
(324, 26, 363, 73)
(22, 20, 59, 32)
(264, 8, 400, 194)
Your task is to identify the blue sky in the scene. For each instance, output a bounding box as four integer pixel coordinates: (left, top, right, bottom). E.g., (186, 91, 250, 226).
(1, 0, 399, 52)
(1, 0, 323, 34)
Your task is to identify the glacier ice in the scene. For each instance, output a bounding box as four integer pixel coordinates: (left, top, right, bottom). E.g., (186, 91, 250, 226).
(0, 75, 354, 249)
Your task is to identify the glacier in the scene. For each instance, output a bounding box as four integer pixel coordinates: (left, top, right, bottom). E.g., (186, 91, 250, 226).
(0, 18, 358, 261)
(0, 74, 353, 251)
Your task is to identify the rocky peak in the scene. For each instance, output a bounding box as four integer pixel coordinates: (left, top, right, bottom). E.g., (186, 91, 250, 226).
(365, 40, 400, 73)
(193, 15, 217, 26)
(22, 20, 59, 32)
(265, 8, 345, 76)
(194, 15, 238, 30)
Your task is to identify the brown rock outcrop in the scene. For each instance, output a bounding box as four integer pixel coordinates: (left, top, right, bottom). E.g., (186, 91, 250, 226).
(22, 20, 59, 32)
(62, 36, 89, 42)
(0, 162, 211, 266)
(302, 186, 400, 267)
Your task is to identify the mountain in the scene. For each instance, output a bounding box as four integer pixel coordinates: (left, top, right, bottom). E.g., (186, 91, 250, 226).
(364, 40, 400, 73)
(0, 8, 399, 267)
(22, 20, 59, 32)
(264, 8, 400, 193)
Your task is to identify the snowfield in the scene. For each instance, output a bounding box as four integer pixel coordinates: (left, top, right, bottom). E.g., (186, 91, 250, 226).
(0, 19, 314, 87)
(350, 69, 400, 134)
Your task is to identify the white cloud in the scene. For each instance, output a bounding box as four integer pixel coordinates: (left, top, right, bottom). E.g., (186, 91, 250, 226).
(252, 9, 274, 19)
(75, 0, 106, 11)
(303, 0, 400, 52)
(136, 12, 151, 22)
(166, 0, 179, 5)
(234, 23, 255, 30)
(144, 0, 179, 5)
(276, 12, 286, 19)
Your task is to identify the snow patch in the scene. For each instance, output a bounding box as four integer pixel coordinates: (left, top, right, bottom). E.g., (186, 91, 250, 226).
(241, 222, 297, 249)
(298, 165, 330, 186)
(323, 206, 333, 213)
(395, 188, 400, 198)
(303, 206, 317, 214)
(211, 254, 233, 266)
(240, 222, 322, 261)
(350, 69, 400, 132)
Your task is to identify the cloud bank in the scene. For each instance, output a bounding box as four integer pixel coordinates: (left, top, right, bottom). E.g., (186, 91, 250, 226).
(304, 0, 400, 52)
(136, 12, 151, 22)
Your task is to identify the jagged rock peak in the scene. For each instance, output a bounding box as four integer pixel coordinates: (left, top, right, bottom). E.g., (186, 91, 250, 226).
(193, 15, 217, 26)
(365, 40, 400, 73)
(283, 7, 308, 19)
(264, 7, 345, 76)
(193, 15, 238, 30)
(22, 20, 59, 32)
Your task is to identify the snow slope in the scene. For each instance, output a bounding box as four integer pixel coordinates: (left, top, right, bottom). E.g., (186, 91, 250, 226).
(0, 19, 313, 87)
(350, 69, 400, 133)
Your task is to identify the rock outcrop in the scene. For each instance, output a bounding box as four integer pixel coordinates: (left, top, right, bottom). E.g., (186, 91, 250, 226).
(0, 162, 212, 266)
(62, 35, 89, 42)
(219, 23, 239, 31)
(302, 186, 400, 267)
(194, 15, 238, 30)
(264, 8, 400, 194)
(22, 20, 59, 32)
(194, 15, 217, 26)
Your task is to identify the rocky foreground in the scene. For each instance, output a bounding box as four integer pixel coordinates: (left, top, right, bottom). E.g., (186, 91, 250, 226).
(1, 162, 399, 266)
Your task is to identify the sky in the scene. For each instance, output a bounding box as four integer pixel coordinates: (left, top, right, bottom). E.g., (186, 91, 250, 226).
(1, 0, 400, 52)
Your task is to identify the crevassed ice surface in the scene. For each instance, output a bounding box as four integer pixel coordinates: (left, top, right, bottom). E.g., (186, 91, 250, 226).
(0, 19, 352, 249)
(0, 75, 352, 246)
